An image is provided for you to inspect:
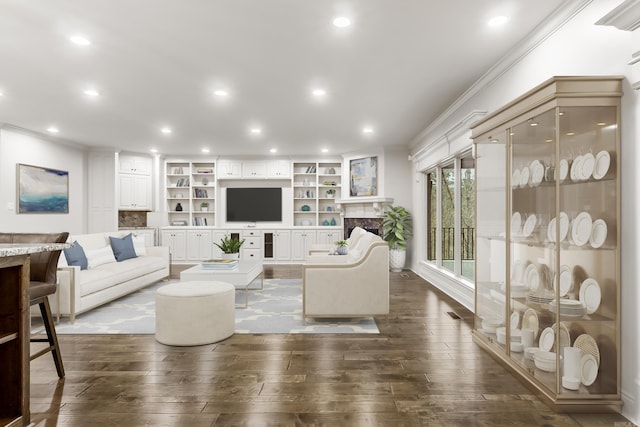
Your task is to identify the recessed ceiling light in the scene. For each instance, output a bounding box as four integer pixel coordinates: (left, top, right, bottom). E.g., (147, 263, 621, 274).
(545, 139, 553, 143)
(270, 148, 277, 153)
(362, 127, 374, 134)
(321, 148, 329, 153)
(83, 89, 99, 97)
(488, 16, 509, 27)
(0, 91, 4, 97)
(250, 128, 262, 135)
(333, 17, 352, 28)
(150, 148, 158, 153)
(69, 34, 91, 46)
(47, 127, 59, 134)
(312, 88, 327, 97)
(566, 132, 575, 136)
(597, 122, 607, 126)
(161, 127, 172, 135)
(213, 89, 229, 97)
(201, 148, 210, 154)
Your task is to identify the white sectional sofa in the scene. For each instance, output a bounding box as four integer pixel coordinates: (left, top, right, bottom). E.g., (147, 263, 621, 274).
(53, 231, 170, 323)
(303, 230, 389, 319)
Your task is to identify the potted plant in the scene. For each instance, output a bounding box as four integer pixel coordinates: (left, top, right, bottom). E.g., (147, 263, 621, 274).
(382, 205, 413, 272)
(200, 201, 209, 212)
(326, 188, 336, 199)
(214, 236, 245, 260)
(334, 239, 349, 255)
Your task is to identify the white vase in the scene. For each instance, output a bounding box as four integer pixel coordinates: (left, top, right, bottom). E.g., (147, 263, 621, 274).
(389, 249, 406, 272)
(220, 253, 239, 260)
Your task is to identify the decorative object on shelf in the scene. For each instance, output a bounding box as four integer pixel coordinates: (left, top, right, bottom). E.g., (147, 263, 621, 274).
(302, 219, 312, 226)
(200, 202, 209, 212)
(382, 205, 413, 272)
(330, 217, 336, 226)
(326, 206, 332, 212)
(173, 167, 184, 174)
(326, 189, 336, 198)
(303, 178, 310, 186)
(202, 177, 209, 186)
(328, 167, 336, 174)
(335, 240, 348, 255)
(323, 219, 330, 226)
(323, 181, 337, 186)
(175, 193, 183, 199)
(175, 202, 183, 211)
(349, 156, 378, 196)
(301, 205, 311, 212)
(213, 236, 245, 260)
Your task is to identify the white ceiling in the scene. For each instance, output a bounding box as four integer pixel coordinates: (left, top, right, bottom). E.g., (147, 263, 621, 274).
(0, 0, 571, 157)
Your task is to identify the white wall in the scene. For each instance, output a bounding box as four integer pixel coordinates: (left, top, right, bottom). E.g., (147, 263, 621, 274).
(0, 128, 87, 234)
(410, 0, 640, 423)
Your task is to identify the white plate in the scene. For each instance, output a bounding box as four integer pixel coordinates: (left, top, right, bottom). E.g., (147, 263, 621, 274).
(579, 278, 602, 314)
(511, 260, 524, 286)
(580, 152, 595, 180)
(510, 312, 520, 330)
(524, 263, 540, 291)
(553, 322, 571, 351)
(555, 265, 573, 297)
(559, 159, 569, 182)
(570, 155, 584, 182)
(522, 309, 539, 337)
(512, 168, 521, 188)
(589, 219, 608, 248)
(522, 214, 537, 237)
(571, 212, 593, 247)
(580, 353, 598, 386)
(530, 160, 544, 186)
(593, 150, 611, 180)
(539, 327, 555, 351)
(547, 216, 557, 242)
(519, 166, 530, 188)
(558, 212, 569, 242)
(511, 212, 522, 236)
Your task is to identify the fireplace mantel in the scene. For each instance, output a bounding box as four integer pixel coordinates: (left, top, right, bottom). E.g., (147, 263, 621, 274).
(335, 197, 394, 218)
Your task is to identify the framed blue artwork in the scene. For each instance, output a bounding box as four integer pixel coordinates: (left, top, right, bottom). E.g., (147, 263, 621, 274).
(17, 163, 69, 213)
(349, 156, 378, 196)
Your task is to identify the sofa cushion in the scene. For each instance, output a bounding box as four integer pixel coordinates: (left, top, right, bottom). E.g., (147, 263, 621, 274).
(109, 233, 138, 262)
(132, 234, 147, 256)
(85, 246, 117, 269)
(79, 255, 168, 296)
(64, 241, 88, 270)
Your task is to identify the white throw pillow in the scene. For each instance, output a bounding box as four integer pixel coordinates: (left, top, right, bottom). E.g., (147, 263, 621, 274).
(85, 246, 117, 269)
(132, 234, 147, 256)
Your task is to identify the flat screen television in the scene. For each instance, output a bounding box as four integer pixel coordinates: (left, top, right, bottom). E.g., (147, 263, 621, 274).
(226, 188, 282, 222)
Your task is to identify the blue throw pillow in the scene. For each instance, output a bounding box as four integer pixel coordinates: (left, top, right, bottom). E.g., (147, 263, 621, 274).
(109, 233, 138, 262)
(64, 241, 88, 270)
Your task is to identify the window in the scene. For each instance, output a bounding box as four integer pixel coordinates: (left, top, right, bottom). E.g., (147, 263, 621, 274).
(424, 151, 476, 284)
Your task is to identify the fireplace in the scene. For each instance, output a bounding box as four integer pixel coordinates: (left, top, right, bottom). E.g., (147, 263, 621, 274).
(344, 217, 383, 238)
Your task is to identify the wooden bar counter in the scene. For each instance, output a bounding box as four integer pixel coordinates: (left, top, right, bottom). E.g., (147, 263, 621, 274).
(0, 243, 68, 427)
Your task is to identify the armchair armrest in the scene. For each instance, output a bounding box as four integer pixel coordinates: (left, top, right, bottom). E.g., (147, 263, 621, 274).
(304, 254, 353, 264)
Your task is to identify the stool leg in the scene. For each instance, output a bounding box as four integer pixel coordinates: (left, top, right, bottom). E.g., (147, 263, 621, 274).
(38, 299, 65, 378)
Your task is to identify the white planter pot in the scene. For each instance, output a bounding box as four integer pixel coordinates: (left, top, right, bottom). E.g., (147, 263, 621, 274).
(389, 248, 406, 272)
(220, 253, 239, 260)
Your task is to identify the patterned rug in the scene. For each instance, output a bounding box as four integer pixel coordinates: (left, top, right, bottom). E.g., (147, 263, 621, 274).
(44, 279, 379, 334)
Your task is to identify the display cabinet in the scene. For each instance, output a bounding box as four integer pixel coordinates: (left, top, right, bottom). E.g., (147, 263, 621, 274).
(292, 161, 342, 227)
(471, 76, 622, 412)
(165, 160, 215, 226)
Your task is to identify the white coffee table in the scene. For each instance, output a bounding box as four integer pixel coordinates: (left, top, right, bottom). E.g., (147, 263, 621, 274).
(179, 259, 263, 308)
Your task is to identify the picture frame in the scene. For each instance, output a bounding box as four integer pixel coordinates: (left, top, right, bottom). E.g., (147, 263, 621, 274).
(349, 156, 378, 196)
(17, 163, 69, 213)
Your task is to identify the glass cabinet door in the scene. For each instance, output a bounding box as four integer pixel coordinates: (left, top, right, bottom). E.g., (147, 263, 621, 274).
(474, 133, 507, 345)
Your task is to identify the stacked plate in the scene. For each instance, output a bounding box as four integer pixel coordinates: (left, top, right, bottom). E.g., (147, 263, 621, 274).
(571, 212, 593, 247)
(589, 219, 608, 248)
(547, 212, 569, 243)
(533, 351, 557, 372)
(496, 327, 522, 345)
(526, 290, 555, 305)
(553, 264, 573, 297)
(548, 299, 586, 317)
(524, 263, 540, 291)
(481, 316, 503, 334)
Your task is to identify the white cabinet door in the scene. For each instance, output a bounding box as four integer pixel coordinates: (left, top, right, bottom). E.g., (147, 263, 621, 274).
(161, 230, 187, 261)
(291, 230, 316, 260)
(130, 229, 156, 246)
(119, 155, 152, 175)
(274, 230, 291, 260)
(217, 160, 242, 179)
(242, 161, 267, 178)
(316, 230, 341, 245)
(267, 160, 291, 178)
(119, 174, 151, 210)
(187, 230, 213, 261)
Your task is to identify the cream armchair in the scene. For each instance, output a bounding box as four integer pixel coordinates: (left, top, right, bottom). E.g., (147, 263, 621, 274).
(303, 237, 389, 320)
(308, 226, 367, 256)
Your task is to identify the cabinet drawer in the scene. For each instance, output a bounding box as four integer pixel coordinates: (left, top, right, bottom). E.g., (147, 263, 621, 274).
(242, 230, 261, 238)
(242, 248, 261, 259)
(243, 236, 261, 249)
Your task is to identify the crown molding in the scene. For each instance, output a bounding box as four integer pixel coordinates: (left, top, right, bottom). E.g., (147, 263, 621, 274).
(409, 0, 593, 149)
(595, 0, 640, 31)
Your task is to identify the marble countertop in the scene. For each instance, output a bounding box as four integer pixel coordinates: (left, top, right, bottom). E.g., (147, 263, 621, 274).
(0, 243, 71, 257)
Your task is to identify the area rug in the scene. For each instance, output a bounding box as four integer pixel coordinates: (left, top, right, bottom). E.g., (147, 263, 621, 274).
(44, 279, 379, 334)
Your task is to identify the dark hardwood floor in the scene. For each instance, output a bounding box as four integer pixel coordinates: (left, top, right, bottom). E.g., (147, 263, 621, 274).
(29, 266, 634, 426)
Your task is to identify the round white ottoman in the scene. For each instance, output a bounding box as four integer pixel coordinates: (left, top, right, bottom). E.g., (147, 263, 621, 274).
(155, 281, 235, 346)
